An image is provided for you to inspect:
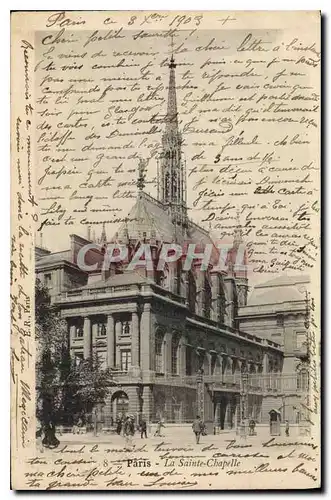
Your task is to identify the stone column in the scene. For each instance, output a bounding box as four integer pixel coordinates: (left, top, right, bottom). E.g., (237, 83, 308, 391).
(210, 272, 219, 322)
(227, 357, 233, 383)
(131, 311, 140, 368)
(284, 325, 294, 355)
(140, 304, 151, 373)
(224, 400, 231, 429)
(115, 320, 122, 368)
(164, 332, 172, 374)
(92, 321, 98, 343)
(263, 352, 270, 390)
(222, 355, 229, 383)
(142, 386, 153, 424)
(235, 394, 241, 429)
(179, 337, 186, 377)
(107, 314, 115, 368)
(69, 323, 75, 340)
(83, 316, 91, 359)
(220, 355, 224, 383)
(205, 352, 211, 376)
(263, 352, 269, 373)
(236, 359, 242, 384)
(68, 323, 75, 356)
(215, 403, 221, 425)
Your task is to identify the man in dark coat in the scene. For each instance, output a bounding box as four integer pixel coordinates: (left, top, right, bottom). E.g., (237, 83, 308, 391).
(116, 417, 122, 435)
(42, 421, 60, 449)
(192, 415, 204, 444)
(140, 419, 147, 439)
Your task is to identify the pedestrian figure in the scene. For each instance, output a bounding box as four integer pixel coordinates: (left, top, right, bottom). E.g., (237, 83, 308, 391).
(116, 417, 122, 435)
(124, 416, 135, 447)
(36, 426, 44, 453)
(140, 419, 147, 439)
(73, 416, 82, 435)
(249, 419, 256, 436)
(42, 421, 60, 449)
(192, 415, 204, 444)
(154, 419, 165, 437)
(285, 419, 290, 437)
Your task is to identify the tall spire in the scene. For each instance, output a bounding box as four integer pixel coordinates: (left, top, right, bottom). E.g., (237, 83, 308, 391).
(233, 209, 243, 249)
(158, 37, 187, 231)
(137, 157, 147, 191)
(165, 35, 178, 133)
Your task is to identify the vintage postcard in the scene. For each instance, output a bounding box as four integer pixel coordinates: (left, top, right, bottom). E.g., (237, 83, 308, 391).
(10, 10, 321, 490)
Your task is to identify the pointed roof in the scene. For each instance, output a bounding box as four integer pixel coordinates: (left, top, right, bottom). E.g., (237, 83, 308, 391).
(114, 191, 219, 264)
(116, 191, 175, 243)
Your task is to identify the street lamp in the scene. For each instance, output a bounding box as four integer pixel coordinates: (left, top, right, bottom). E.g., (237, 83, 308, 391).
(240, 369, 249, 437)
(196, 368, 204, 421)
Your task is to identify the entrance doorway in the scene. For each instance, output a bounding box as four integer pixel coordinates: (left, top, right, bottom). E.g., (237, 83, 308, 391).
(213, 394, 239, 430)
(111, 390, 129, 422)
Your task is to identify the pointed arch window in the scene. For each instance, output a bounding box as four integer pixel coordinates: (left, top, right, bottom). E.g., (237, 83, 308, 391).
(203, 275, 212, 319)
(172, 172, 178, 199)
(186, 344, 193, 375)
(171, 334, 180, 375)
(164, 171, 170, 200)
(161, 269, 170, 290)
(232, 358, 238, 374)
(188, 271, 196, 313)
(219, 284, 226, 324)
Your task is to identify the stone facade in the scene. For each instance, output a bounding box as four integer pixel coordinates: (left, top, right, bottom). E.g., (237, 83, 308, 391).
(35, 51, 310, 429)
(238, 276, 311, 423)
(35, 263, 288, 426)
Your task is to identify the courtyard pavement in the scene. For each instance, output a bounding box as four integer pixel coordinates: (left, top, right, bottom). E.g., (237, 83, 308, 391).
(33, 423, 318, 490)
(55, 423, 307, 446)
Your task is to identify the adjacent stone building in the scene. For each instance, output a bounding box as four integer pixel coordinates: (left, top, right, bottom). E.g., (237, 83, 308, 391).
(238, 276, 311, 423)
(35, 51, 309, 428)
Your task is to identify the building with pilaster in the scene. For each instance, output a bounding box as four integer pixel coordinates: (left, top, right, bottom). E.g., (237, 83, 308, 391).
(35, 50, 308, 429)
(238, 275, 311, 423)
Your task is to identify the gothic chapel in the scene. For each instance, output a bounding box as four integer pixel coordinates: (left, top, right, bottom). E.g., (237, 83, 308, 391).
(35, 50, 295, 428)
